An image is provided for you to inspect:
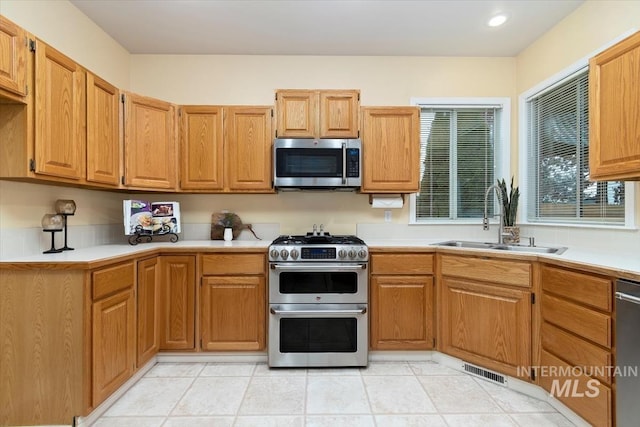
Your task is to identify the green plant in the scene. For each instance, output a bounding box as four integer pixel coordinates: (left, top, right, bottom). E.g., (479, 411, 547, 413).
(497, 177, 519, 226)
(220, 212, 236, 228)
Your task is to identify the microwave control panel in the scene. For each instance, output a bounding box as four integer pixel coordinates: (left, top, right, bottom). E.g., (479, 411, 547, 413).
(347, 149, 360, 177)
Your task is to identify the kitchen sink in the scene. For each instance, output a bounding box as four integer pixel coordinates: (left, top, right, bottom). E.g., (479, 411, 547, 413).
(433, 240, 567, 255)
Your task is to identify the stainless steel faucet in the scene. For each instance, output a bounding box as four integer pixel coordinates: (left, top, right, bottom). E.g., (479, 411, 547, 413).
(483, 184, 507, 245)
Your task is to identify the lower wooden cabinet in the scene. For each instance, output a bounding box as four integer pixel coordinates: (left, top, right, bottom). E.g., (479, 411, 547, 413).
(200, 253, 266, 351)
(91, 262, 136, 407)
(137, 257, 160, 366)
(438, 254, 532, 379)
(369, 252, 435, 350)
(159, 255, 196, 350)
(201, 275, 265, 350)
(539, 264, 614, 427)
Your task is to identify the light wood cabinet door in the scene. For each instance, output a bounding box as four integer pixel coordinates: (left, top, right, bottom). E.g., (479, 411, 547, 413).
(92, 287, 135, 407)
(361, 107, 420, 192)
(275, 89, 317, 138)
(275, 89, 360, 138)
(34, 39, 85, 180)
(440, 277, 531, 378)
(0, 15, 28, 97)
(159, 255, 196, 350)
(224, 106, 273, 192)
(319, 90, 360, 138)
(370, 275, 434, 350)
(180, 105, 224, 190)
(589, 31, 640, 181)
(201, 275, 265, 351)
(86, 73, 120, 186)
(137, 257, 159, 367)
(123, 92, 176, 189)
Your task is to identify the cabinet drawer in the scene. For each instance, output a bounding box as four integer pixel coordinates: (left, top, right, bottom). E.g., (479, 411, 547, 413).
(92, 262, 135, 300)
(440, 255, 531, 288)
(542, 294, 611, 348)
(540, 350, 611, 427)
(541, 321, 612, 385)
(371, 253, 433, 275)
(202, 253, 265, 275)
(541, 265, 612, 312)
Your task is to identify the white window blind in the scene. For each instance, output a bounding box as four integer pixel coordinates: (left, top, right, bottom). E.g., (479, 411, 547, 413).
(526, 70, 625, 224)
(416, 107, 499, 220)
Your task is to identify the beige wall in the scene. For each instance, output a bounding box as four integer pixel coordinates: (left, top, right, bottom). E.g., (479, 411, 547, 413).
(0, 0, 638, 238)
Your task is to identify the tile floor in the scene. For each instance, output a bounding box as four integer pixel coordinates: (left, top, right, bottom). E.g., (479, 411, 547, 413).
(91, 361, 575, 427)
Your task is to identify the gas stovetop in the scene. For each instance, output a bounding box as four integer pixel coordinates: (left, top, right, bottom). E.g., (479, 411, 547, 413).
(269, 231, 368, 262)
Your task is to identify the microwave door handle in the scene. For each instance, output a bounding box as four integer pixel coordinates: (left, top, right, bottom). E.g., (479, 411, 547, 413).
(342, 142, 347, 184)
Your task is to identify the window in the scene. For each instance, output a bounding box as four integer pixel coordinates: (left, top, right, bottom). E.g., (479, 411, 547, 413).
(410, 98, 509, 222)
(525, 69, 626, 225)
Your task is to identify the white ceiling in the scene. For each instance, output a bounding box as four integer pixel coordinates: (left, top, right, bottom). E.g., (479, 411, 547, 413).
(69, 0, 584, 57)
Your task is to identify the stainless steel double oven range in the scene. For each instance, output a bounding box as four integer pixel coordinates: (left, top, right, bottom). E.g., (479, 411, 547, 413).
(268, 231, 369, 368)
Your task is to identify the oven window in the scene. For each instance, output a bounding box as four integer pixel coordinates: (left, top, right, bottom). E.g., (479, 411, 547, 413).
(276, 148, 342, 177)
(280, 318, 357, 353)
(279, 272, 357, 294)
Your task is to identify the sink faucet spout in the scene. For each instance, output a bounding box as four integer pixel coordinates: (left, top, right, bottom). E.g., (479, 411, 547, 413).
(483, 184, 505, 244)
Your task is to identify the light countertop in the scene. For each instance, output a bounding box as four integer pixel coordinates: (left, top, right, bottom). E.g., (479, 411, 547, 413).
(1, 238, 638, 280)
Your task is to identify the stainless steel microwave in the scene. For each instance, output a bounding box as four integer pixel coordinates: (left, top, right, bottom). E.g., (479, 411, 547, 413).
(273, 138, 362, 189)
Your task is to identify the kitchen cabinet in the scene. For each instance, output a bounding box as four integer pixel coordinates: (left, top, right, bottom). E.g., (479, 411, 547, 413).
(159, 255, 196, 350)
(0, 15, 28, 98)
(0, 269, 87, 425)
(361, 107, 420, 193)
(275, 89, 359, 138)
(224, 106, 273, 192)
(123, 92, 177, 190)
(369, 252, 435, 350)
(137, 257, 160, 367)
(438, 254, 532, 378)
(86, 72, 121, 187)
(589, 31, 640, 181)
(200, 253, 266, 350)
(180, 105, 273, 192)
(91, 262, 136, 407)
(180, 105, 224, 190)
(539, 264, 613, 427)
(34, 39, 86, 180)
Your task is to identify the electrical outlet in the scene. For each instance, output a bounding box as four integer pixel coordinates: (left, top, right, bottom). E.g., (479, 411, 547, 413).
(384, 210, 392, 222)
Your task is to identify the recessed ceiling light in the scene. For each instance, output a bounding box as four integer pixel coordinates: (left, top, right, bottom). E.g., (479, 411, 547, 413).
(488, 14, 508, 27)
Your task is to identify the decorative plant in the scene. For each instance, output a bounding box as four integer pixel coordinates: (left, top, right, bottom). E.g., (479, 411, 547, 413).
(220, 212, 236, 228)
(497, 177, 519, 227)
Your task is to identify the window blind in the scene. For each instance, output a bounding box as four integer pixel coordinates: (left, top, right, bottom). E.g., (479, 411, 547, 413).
(417, 107, 498, 220)
(526, 70, 625, 224)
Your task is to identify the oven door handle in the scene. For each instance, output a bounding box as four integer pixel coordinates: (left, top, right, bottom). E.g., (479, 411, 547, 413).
(270, 307, 367, 316)
(270, 263, 367, 271)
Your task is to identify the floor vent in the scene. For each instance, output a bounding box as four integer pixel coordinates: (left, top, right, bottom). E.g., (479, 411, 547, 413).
(463, 363, 506, 385)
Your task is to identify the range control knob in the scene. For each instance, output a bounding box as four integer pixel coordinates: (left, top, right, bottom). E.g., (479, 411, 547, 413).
(338, 249, 347, 259)
(270, 249, 279, 259)
(358, 249, 368, 259)
(348, 249, 356, 259)
(290, 249, 299, 260)
(280, 249, 289, 260)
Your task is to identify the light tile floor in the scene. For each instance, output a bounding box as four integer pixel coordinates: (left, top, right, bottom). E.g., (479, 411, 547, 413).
(91, 361, 576, 427)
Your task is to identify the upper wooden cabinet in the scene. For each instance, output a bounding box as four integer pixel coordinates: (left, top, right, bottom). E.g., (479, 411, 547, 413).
(225, 106, 273, 192)
(361, 107, 420, 193)
(180, 105, 273, 192)
(180, 105, 224, 190)
(589, 31, 640, 181)
(86, 73, 120, 186)
(275, 89, 359, 138)
(34, 40, 86, 180)
(0, 15, 28, 98)
(123, 92, 177, 190)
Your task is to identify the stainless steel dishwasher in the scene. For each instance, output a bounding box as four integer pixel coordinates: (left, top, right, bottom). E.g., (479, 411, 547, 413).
(616, 278, 640, 427)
